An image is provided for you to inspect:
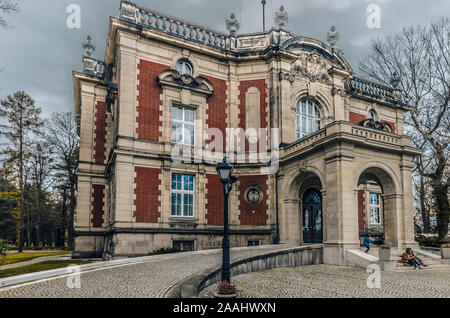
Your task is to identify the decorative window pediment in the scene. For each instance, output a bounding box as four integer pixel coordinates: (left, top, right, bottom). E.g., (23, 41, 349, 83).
(359, 119, 393, 133)
(157, 69, 214, 97)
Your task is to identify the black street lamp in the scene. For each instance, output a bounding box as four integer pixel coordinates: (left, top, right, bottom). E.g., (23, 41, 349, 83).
(216, 157, 238, 283)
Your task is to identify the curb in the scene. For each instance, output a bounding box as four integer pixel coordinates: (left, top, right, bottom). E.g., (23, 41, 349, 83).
(0, 245, 284, 289)
(180, 244, 323, 298)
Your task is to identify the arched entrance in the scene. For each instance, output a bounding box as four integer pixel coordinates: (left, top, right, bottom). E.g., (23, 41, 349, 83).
(302, 189, 323, 243)
(356, 166, 399, 246)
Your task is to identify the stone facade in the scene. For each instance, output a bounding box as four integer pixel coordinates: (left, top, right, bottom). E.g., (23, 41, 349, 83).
(72, 1, 420, 264)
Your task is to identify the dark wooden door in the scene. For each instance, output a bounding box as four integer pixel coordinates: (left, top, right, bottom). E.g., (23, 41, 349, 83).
(302, 189, 323, 243)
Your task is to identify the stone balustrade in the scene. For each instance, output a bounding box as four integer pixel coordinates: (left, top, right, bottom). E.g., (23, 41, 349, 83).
(350, 77, 404, 105)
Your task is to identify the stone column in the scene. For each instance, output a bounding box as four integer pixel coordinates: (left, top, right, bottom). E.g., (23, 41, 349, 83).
(280, 198, 301, 246)
(323, 140, 359, 265)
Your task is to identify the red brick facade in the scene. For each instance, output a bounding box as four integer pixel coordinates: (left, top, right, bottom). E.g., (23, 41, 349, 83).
(349, 112, 366, 126)
(203, 75, 227, 150)
(358, 189, 365, 230)
(133, 167, 161, 223)
(238, 175, 268, 225)
(91, 184, 105, 228)
(205, 174, 224, 225)
(136, 60, 169, 142)
(94, 101, 107, 164)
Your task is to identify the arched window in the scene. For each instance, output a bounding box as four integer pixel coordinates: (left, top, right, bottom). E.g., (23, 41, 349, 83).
(368, 109, 377, 121)
(296, 99, 321, 139)
(176, 59, 193, 76)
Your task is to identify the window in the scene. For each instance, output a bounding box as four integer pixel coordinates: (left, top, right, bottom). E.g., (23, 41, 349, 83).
(171, 174, 195, 218)
(176, 59, 193, 76)
(296, 99, 321, 139)
(172, 105, 195, 146)
(247, 240, 260, 247)
(368, 109, 377, 121)
(173, 240, 194, 251)
(369, 193, 381, 225)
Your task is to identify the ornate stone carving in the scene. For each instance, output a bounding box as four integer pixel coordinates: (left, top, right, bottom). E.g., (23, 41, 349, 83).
(226, 13, 240, 36)
(157, 69, 214, 96)
(244, 185, 263, 206)
(291, 52, 331, 84)
(275, 5, 288, 29)
(327, 26, 339, 47)
(278, 71, 295, 83)
(359, 119, 393, 133)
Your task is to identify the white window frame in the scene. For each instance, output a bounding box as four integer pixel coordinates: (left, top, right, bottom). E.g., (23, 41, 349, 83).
(296, 99, 322, 140)
(171, 105, 195, 146)
(171, 173, 195, 218)
(369, 192, 381, 225)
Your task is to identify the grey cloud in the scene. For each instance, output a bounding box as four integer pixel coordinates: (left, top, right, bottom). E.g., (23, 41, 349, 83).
(0, 0, 448, 118)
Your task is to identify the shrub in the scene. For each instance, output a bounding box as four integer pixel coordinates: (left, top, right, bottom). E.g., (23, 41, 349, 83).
(415, 235, 448, 248)
(217, 280, 237, 295)
(148, 247, 182, 256)
(0, 239, 8, 265)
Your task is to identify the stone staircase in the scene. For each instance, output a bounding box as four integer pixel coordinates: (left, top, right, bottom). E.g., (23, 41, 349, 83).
(367, 247, 450, 272)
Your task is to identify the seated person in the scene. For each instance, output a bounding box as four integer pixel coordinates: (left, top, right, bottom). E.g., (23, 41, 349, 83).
(401, 248, 422, 269)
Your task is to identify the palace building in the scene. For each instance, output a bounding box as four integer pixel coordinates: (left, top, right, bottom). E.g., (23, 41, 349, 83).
(72, 1, 420, 265)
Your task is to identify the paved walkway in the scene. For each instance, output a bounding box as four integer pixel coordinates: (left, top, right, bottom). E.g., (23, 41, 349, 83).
(200, 265, 450, 298)
(0, 255, 72, 271)
(0, 245, 285, 298)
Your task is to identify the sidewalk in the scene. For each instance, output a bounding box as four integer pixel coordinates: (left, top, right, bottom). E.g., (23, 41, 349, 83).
(0, 254, 72, 271)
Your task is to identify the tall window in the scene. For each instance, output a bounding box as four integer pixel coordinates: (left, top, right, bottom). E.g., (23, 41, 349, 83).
(296, 99, 321, 139)
(171, 174, 194, 218)
(176, 59, 193, 76)
(172, 105, 195, 146)
(369, 192, 381, 225)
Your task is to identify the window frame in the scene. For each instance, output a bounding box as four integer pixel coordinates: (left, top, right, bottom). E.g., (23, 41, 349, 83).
(170, 173, 195, 219)
(369, 192, 381, 225)
(295, 99, 322, 140)
(368, 109, 377, 121)
(171, 104, 196, 146)
(176, 59, 193, 76)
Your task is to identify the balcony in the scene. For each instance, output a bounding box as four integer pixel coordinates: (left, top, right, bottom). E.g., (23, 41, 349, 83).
(281, 121, 414, 161)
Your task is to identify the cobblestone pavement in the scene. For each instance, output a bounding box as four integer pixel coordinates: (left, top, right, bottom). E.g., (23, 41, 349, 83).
(200, 265, 450, 298)
(0, 245, 283, 298)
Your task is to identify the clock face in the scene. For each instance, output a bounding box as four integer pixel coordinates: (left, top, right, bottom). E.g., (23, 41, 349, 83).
(246, 187, 261, 205)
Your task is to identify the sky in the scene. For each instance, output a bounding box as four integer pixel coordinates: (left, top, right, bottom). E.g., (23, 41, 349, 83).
(0, 0, 448, 118)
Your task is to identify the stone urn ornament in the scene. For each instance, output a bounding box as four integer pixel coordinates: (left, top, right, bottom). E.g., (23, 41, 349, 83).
(441, 243, 450, 259)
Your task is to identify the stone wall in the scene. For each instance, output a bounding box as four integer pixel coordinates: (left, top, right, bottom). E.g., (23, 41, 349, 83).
(180, 245, 323, 298)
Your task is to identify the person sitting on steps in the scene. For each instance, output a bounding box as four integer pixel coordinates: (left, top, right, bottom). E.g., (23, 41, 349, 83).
(401, 248, 424, 270)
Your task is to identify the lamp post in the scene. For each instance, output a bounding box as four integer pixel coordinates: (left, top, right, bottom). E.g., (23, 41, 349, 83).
(216, 158, 238, 283)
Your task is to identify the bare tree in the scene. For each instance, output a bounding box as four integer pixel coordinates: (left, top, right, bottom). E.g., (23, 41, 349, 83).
(359, 17, 450, 240)
(0, 0, 19, 30)
(44, 112, 79, 249)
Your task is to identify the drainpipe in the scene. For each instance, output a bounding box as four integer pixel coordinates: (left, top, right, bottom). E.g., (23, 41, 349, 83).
(274, 171, 280, 244)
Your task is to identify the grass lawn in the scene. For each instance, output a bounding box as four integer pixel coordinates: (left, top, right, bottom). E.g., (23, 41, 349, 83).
(2, 251, 73, 265)
(0, 260, 90, 279)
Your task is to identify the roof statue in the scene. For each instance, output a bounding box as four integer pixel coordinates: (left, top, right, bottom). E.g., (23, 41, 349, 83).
(327, 26, 339, 47)
(275, 5, 288, 29)
(226, 13, 240, 36)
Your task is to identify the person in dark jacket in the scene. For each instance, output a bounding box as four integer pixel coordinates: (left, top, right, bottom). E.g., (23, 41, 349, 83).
(362, 235, 374, 253)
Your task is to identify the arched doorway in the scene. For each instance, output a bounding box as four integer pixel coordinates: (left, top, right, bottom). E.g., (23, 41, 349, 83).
(302, 188, 323, 243)
(356, 166, 398, 246)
